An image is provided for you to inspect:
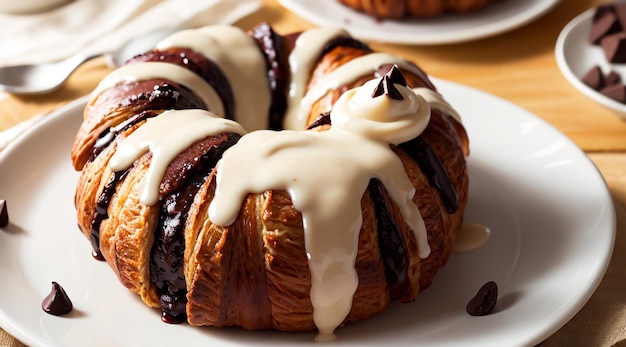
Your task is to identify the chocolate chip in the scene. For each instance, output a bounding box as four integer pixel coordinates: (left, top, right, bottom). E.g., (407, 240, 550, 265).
(606, 70, 622, 86)
(307, 112, 332, 130)
(0, 200, 8, 228)
(600, 82, 626, 103)
(590, 10, 621, 45)
(582, 65, 605, 90)
(372, 66, 405, 100)
(601, 31, 626, 63)
(466, 281, 498, 316)
(42, 282, 73, 316)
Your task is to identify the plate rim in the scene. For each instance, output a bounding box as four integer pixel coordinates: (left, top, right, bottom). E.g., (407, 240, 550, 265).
(277, 0, 562, 45)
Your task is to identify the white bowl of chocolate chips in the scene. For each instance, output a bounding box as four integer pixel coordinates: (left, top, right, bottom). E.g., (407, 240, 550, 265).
(556, 3, 626, 119)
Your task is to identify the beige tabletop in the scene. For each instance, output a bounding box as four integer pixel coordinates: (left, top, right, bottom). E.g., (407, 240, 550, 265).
(1, 0, 625, 346)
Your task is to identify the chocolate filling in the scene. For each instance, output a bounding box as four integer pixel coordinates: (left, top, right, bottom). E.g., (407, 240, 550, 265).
(368, 179, 409, 299)
(91, 169, 130, 260)
(128, 48, 235, 118)
(399, 137, 458, 214)
(321, 36, 371, 56)
(97, 80, 204, 115)
(90, 110, 158, 163)
(149, 133, 241, 323)
(251, 22, 289, 130)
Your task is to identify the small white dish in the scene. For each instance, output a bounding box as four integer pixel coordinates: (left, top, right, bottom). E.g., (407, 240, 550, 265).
(556, 8, 626, 119)
(0, 79, 615, 347)
(277, 0, 561, 45)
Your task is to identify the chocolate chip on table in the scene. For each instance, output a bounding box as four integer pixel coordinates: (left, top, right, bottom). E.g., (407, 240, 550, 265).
(42, 282, 73, 316)
(466, 281, 498, 316)
(0, 199, 8, 228)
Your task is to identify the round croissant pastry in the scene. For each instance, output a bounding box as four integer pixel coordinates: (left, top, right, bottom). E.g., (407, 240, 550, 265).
(337, 0, 491, 18)
(71, 23, 469, 340)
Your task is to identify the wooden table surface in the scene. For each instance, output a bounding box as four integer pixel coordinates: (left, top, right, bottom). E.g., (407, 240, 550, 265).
(1, 0, 625, 346)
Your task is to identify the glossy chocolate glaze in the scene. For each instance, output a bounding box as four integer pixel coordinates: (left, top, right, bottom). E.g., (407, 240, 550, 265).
(91, 169, 129, 260)
(399, 137, 458, 214)
(321, 37, 371, 57)
(251, 23, 289, 130)
(89, 79, 207, 128)
(127, 48, 234, 119)
(149, 132, 241, 323)
(90, 110, 158, 163)
(368, 179, 409, 300)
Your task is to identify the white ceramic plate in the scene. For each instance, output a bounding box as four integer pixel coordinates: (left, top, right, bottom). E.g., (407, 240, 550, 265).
(277, 0, 561, 44)
(0, 79, 615, 347)
(555, 8, 626, 119)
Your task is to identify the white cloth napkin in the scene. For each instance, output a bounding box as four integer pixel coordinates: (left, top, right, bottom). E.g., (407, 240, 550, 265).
(0, 0, 261, 66)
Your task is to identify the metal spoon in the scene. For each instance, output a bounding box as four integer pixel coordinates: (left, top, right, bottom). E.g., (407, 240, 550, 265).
(0, 27, 179, 95)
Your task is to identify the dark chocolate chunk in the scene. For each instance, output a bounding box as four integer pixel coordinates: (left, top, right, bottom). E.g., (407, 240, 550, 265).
(0, 199, 8, 228)
(593, 4, 616, 22)
(42, 282, 73, 316)
(466, 281, 498, 316)
(307, 112, 332, 130)
(601, 32, 626, 63)
(372, 66, 405, 100)
(581, 65, 605, 90)
(386, 64, 407, 87)
(614, 4, 626, 29)
(600, 82, 626, 103)
(590, 11, 621, 45)
(606, 70, 622, 86)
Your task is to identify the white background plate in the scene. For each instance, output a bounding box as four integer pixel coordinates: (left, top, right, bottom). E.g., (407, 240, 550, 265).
(277, 0, 561, 44)
(555, 8, 626, 119)
(0, 79, 615, 347)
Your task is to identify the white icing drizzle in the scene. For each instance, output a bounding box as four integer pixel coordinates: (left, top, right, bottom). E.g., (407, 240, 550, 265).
(284, 27, 349, 130)
(109, 109, 246, 205)
(412, 87, 462, 124)
(156, 25, 271, 131)
(291, 53, 431, 130)
(91, 62, 225, 118)
(209, 78, 431, 341)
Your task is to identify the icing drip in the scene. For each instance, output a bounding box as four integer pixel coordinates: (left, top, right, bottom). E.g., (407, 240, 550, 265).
(109, 109, 246, 205)
(208, 76, 431, 341)
(92, 62, 225, 118)
(157, 26, 271, 131)
(285, 27, 350, 130)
